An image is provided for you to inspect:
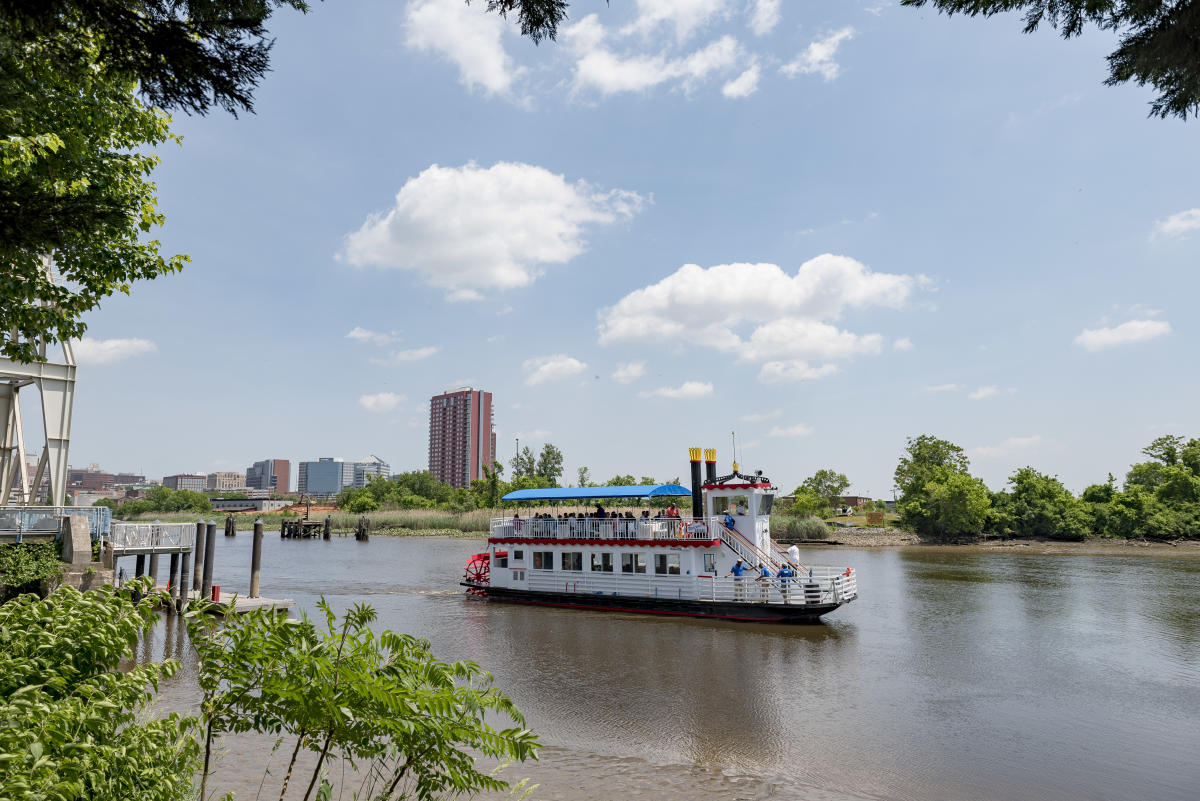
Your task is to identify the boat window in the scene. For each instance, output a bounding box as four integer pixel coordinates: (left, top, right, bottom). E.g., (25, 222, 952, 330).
(532, 551, 554, 570)
(703, 553, 717, 573)
(590, 552, 613, 572)
(512, 550, 524, 561)
(758, 494, 774, 515)
(621, 553, 647, 574)
(561, 552, 583, 571)
(496, 554, 508, 568)
(654, 554, 681, 575)
(511, 569, 525, 581)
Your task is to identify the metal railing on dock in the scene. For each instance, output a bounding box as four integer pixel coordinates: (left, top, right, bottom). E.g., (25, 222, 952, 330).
(0, 505, 112, 540)
(107, 521, 196, 555)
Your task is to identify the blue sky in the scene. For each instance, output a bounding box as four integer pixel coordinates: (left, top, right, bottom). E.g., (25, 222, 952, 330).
(63, 0, 1198, 496)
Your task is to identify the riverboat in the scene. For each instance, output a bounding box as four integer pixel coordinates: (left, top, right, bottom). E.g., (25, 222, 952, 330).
(461, 449, 858, 623)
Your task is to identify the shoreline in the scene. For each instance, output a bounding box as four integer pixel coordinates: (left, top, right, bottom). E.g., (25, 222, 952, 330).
(781, 527, 1200, 555)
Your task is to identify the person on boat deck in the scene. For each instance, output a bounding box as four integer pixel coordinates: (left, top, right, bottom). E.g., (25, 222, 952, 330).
(723, 507, 737, 531)
(594, 504, 606, 518)
(756, 563, 773, 601)
(777, 562, 795, 604)
(512, 512, 522, 532)
(735, 500, 747, 515)
(726, 559, 749, 599)
(666, 503, 680, 518)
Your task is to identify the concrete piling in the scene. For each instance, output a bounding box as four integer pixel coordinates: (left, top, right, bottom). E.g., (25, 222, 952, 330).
(250, 518, 264, 598)
(201, 520, 217, 601)
(135, 554, 145, 577)
(177, 552, 190, 612)
(148, 552, 159, 585)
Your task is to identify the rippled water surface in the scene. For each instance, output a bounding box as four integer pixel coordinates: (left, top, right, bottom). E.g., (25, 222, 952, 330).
(136, 534, 1200, 801)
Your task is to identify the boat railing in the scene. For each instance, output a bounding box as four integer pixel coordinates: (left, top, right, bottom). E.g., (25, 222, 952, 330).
(490, 515, 720, 541)
(520, 568, 856, 606)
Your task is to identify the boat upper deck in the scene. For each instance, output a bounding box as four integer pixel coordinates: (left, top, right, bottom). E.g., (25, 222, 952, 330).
(490, 515, 721, 543)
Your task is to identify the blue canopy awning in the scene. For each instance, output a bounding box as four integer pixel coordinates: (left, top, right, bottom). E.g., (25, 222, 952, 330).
(502, 484, 693, 502)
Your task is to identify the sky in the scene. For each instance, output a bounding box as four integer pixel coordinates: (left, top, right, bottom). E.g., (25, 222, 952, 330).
(52, 0, 1200, 496)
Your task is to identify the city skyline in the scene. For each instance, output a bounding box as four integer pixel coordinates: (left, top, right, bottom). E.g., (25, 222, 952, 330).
(44, 0, 1199, 498)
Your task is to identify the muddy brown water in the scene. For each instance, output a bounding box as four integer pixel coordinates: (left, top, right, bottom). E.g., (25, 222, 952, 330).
(133, 534, 1200, 801)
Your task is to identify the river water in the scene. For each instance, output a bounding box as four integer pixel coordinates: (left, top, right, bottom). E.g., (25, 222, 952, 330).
(136, 534, 1200, 801)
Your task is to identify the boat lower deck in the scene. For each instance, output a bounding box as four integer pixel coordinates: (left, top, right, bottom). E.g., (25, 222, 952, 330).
(466, 583, 843, 623)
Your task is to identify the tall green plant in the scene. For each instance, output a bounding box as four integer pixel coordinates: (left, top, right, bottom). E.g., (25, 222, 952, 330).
(0, 579, 199, 801)
(188, 599, 539, 801)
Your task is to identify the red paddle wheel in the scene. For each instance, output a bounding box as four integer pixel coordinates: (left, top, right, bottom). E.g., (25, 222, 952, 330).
(462, 552, 491, 596)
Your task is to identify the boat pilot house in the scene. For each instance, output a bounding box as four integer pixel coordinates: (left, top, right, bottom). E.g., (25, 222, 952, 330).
(462, 448, 858, 623)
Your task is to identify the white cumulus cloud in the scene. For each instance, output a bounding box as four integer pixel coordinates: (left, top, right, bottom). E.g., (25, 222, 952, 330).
(612, 360, 647, 384)
(524, 354, 587, 386)
(769, 423, 813, 437)
(781, 27, 854, 82)
(1151, 208, 1200, 240)
(405, 0, 524, 96)
(639, 380, 714, 399)
(922, 383, 961, 393)
(346, 327, 398, 346)
(371, 346, 440, 365)
(893, 337, 914, 351)
(973, 435, 1043, 459)
(969, 385, 1016, 401)
(623, 0, 730, 42)
(1074, 319, 1171, 351)
(722, 62, 760, 97)
(748, 0, 781, 35)
(342, 162, 644, 299)
(358, 392, 404, 413)
(72, 337, 157, 365)
(599, 255, 915, 383)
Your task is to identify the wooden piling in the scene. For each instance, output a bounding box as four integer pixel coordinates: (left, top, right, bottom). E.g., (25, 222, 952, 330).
(250, 518, 264, 598)
(323, 516, 331, 540)
(192, 521, 206, 591)
(168, 553, 180, 613)
(201, 520, 216, 602)
(280, 518, 287, 538)
(225, 514, 235, 537)
(177, 551, 190, 613)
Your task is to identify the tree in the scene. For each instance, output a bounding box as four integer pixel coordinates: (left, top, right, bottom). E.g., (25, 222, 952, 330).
(894, 435, 971, 498)
(788, 487, 830, 518)
(605, 474, 636, 486)
(901, 2, 1200, 119)
(0, 580, 199, 800)
(509, 446, 536, 480)
(535, 443, 564, 485)
(797, 469, 850, 506)
(918, 471, 992, 539)
(576, 466, 591, 487)
(188, 598, 539, 801)
(1004, 466, 1091, 540)
(1, 1, 568, 361)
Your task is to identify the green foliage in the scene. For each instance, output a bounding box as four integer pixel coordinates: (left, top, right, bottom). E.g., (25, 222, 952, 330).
(1001, 467, 1092, 541)
(0, 579, 199, 800)
(894, 435, 984, 538)
(188, 598, 539, 801)
(114, 486, 211, 518)
(786, 487, 831, 518)
(796, 469, 851, 505)
(775, 515, 830, 539)
(534, 443, 564, 485)
(900, 1, 1200, 120)
(92, 498, 117, 512)
(0, 14, 187, 361)
(509, 447, 536, 480)
(576, 466, 591, 487)
(0, 543, 62, 593)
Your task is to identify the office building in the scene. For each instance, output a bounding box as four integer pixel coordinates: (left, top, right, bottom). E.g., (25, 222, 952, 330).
(163, 474, 206, 492)
(352, 455, 391, 488)
(298, 458, 355, 495)
(207, 471, 244, 491)
(246, 459, 290, 494)
(67, 467, 115, 492)
(428, 387, 495, 488)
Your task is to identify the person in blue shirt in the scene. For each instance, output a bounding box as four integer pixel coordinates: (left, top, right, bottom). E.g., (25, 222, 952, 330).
(756, 563, 773, 601)
(777, 562, 795, 604)
(725, 559, 749, 600)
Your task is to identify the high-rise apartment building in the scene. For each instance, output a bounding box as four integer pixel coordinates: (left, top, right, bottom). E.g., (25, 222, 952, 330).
(428, 387, 495, 488)
(245, 459, 290, 494)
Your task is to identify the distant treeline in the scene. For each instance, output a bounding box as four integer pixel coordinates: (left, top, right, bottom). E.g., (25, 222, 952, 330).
(893, 434, 1200, 541)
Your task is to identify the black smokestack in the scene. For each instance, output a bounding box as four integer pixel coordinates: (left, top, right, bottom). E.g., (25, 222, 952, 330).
(704, 448, 717, 485)
(689, 447, 703, 519)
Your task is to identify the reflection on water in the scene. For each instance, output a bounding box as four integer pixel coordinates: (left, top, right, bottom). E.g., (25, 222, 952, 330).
(138, 534, 1200, 801)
